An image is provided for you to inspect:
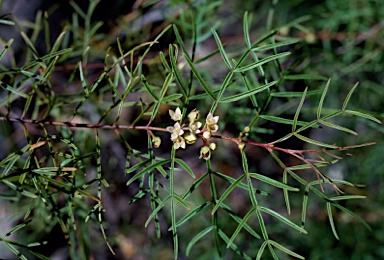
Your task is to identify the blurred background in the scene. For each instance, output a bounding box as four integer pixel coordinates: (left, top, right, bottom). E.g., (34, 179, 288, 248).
(0, 0, 383, 259)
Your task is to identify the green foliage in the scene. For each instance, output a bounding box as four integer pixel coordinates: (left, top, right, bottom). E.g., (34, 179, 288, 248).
(0, 0, 382, 259)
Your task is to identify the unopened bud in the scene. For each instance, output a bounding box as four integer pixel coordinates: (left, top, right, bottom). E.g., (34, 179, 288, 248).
(203, 131, 211, 140)
(184, 132, 197, 144)
(209, 142, 217, 151)
(152, 136, 161, 148)
(187, 109, 200, 122)
(244, 126, 250, 133)
(199, 146, 211, 160)
(238, 143, 246, 150)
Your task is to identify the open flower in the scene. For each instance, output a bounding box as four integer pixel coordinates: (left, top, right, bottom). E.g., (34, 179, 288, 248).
(169, 107, 182, 122)
(166, 122, 184, 140)
(206, 113, 219, 132)
(189, 121, 202, 134)
(173, 136, 186, 149)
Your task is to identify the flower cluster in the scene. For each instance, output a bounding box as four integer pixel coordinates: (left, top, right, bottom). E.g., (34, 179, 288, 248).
(166, 107, 186, 149)
(164, 107, 220, 160)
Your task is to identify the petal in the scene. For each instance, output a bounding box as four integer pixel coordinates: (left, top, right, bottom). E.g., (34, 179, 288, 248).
(175, 107, 181, 116)
(166, 126, 174, 133)
(213, 116, 219, 123)
(179, 129, 184, 136)
(174, 122, 181, 129)
(169, 109, 175, 117)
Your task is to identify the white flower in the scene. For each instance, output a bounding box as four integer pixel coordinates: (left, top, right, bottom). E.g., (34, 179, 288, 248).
(173, 136, 186, 149)
(169, 107, 182, 121)
(206, 113, 219, 132)
(189, 121, 202, 134)
(166, 122, 184, 140)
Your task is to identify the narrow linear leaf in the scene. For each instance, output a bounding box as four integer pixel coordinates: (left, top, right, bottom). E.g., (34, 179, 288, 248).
(295, 133, 338, 149)
(249, 173, 299, 191)
(186, 226, 213, 256)
(332, 203, 371, 231)
(271, 89, 322, 97)
(292, 87, 307, 132)
(162, 94, 183, 102)
(317, 78, 331, 120)
(329, 195, 366, 201)
(269, 240, 305, 259)
(183, 52, 216, 99)
(284, 74, 328, 81)
(127, 159, 171, 186)
(141, 75, 159, 101)
(258, 206, 308, 234)
(174, 158, 195, 178)
(220, 81, 276, 103)
(344, 110, 382, 124)
(327, 202, 339, 240)
(256, 241, 268, 260)
(212, 174, 247, 215)
(342, 82, 359, 111)
(218, 229, 252, 260)
(212, 29, 232, 69)
(234, 52, 290, 73)
(227, 207, 257, 248)
(145, 195, 171, 228)
(252, 40, 298, 52)
(261, 115, 320, 128)
(320, 120, 358, 135)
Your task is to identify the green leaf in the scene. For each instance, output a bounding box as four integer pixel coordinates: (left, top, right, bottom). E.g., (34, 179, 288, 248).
(344, 110, 382, 124)
(212, 174, 247, 215)
(292, 87, 307, 132)
(256, 241, 268, 260)
(269, 240, 305, 259)
(260, 115, 320, 128)
(186, 226, 213, 256)
(126, 159, 171, 186)
(174, 158, 195, 178)
(320, 120, 358, 135)
(329, 195, 366, 201)
(317, 79, 331, 120)
(212, 29, 232, 69)
(227, 207, 257, 248)
(183, 52, 216, 99)
(141, 75, 159, 101)
(326, 202, 339, 240)
(234, 52, 290, 73)
(219, 81, 276, 103)
(162, 94, 183, 102)
(295, 133, 338, 148)
(342, 82, 359, 111)
(218, 229, 252, 260)
(271, 89, 322, 97)
(258, 206, 308, 234)
(249, 173, 299, 191)
(283, 74, 328, 81)
(332, 203, 371, 231)
(252, 40, 298, 52)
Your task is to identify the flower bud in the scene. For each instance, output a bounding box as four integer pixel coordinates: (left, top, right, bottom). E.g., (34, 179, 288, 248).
(152, 136, 161, 148)
(202, 131, 211, 140)
(209, 142, 216, 151)
(199, 146, 211, 160)
(184, 132, 197, 144)
(238, 143, 246, 150)
(187, 109, 200, 122)
(244, 126, 250, 133)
